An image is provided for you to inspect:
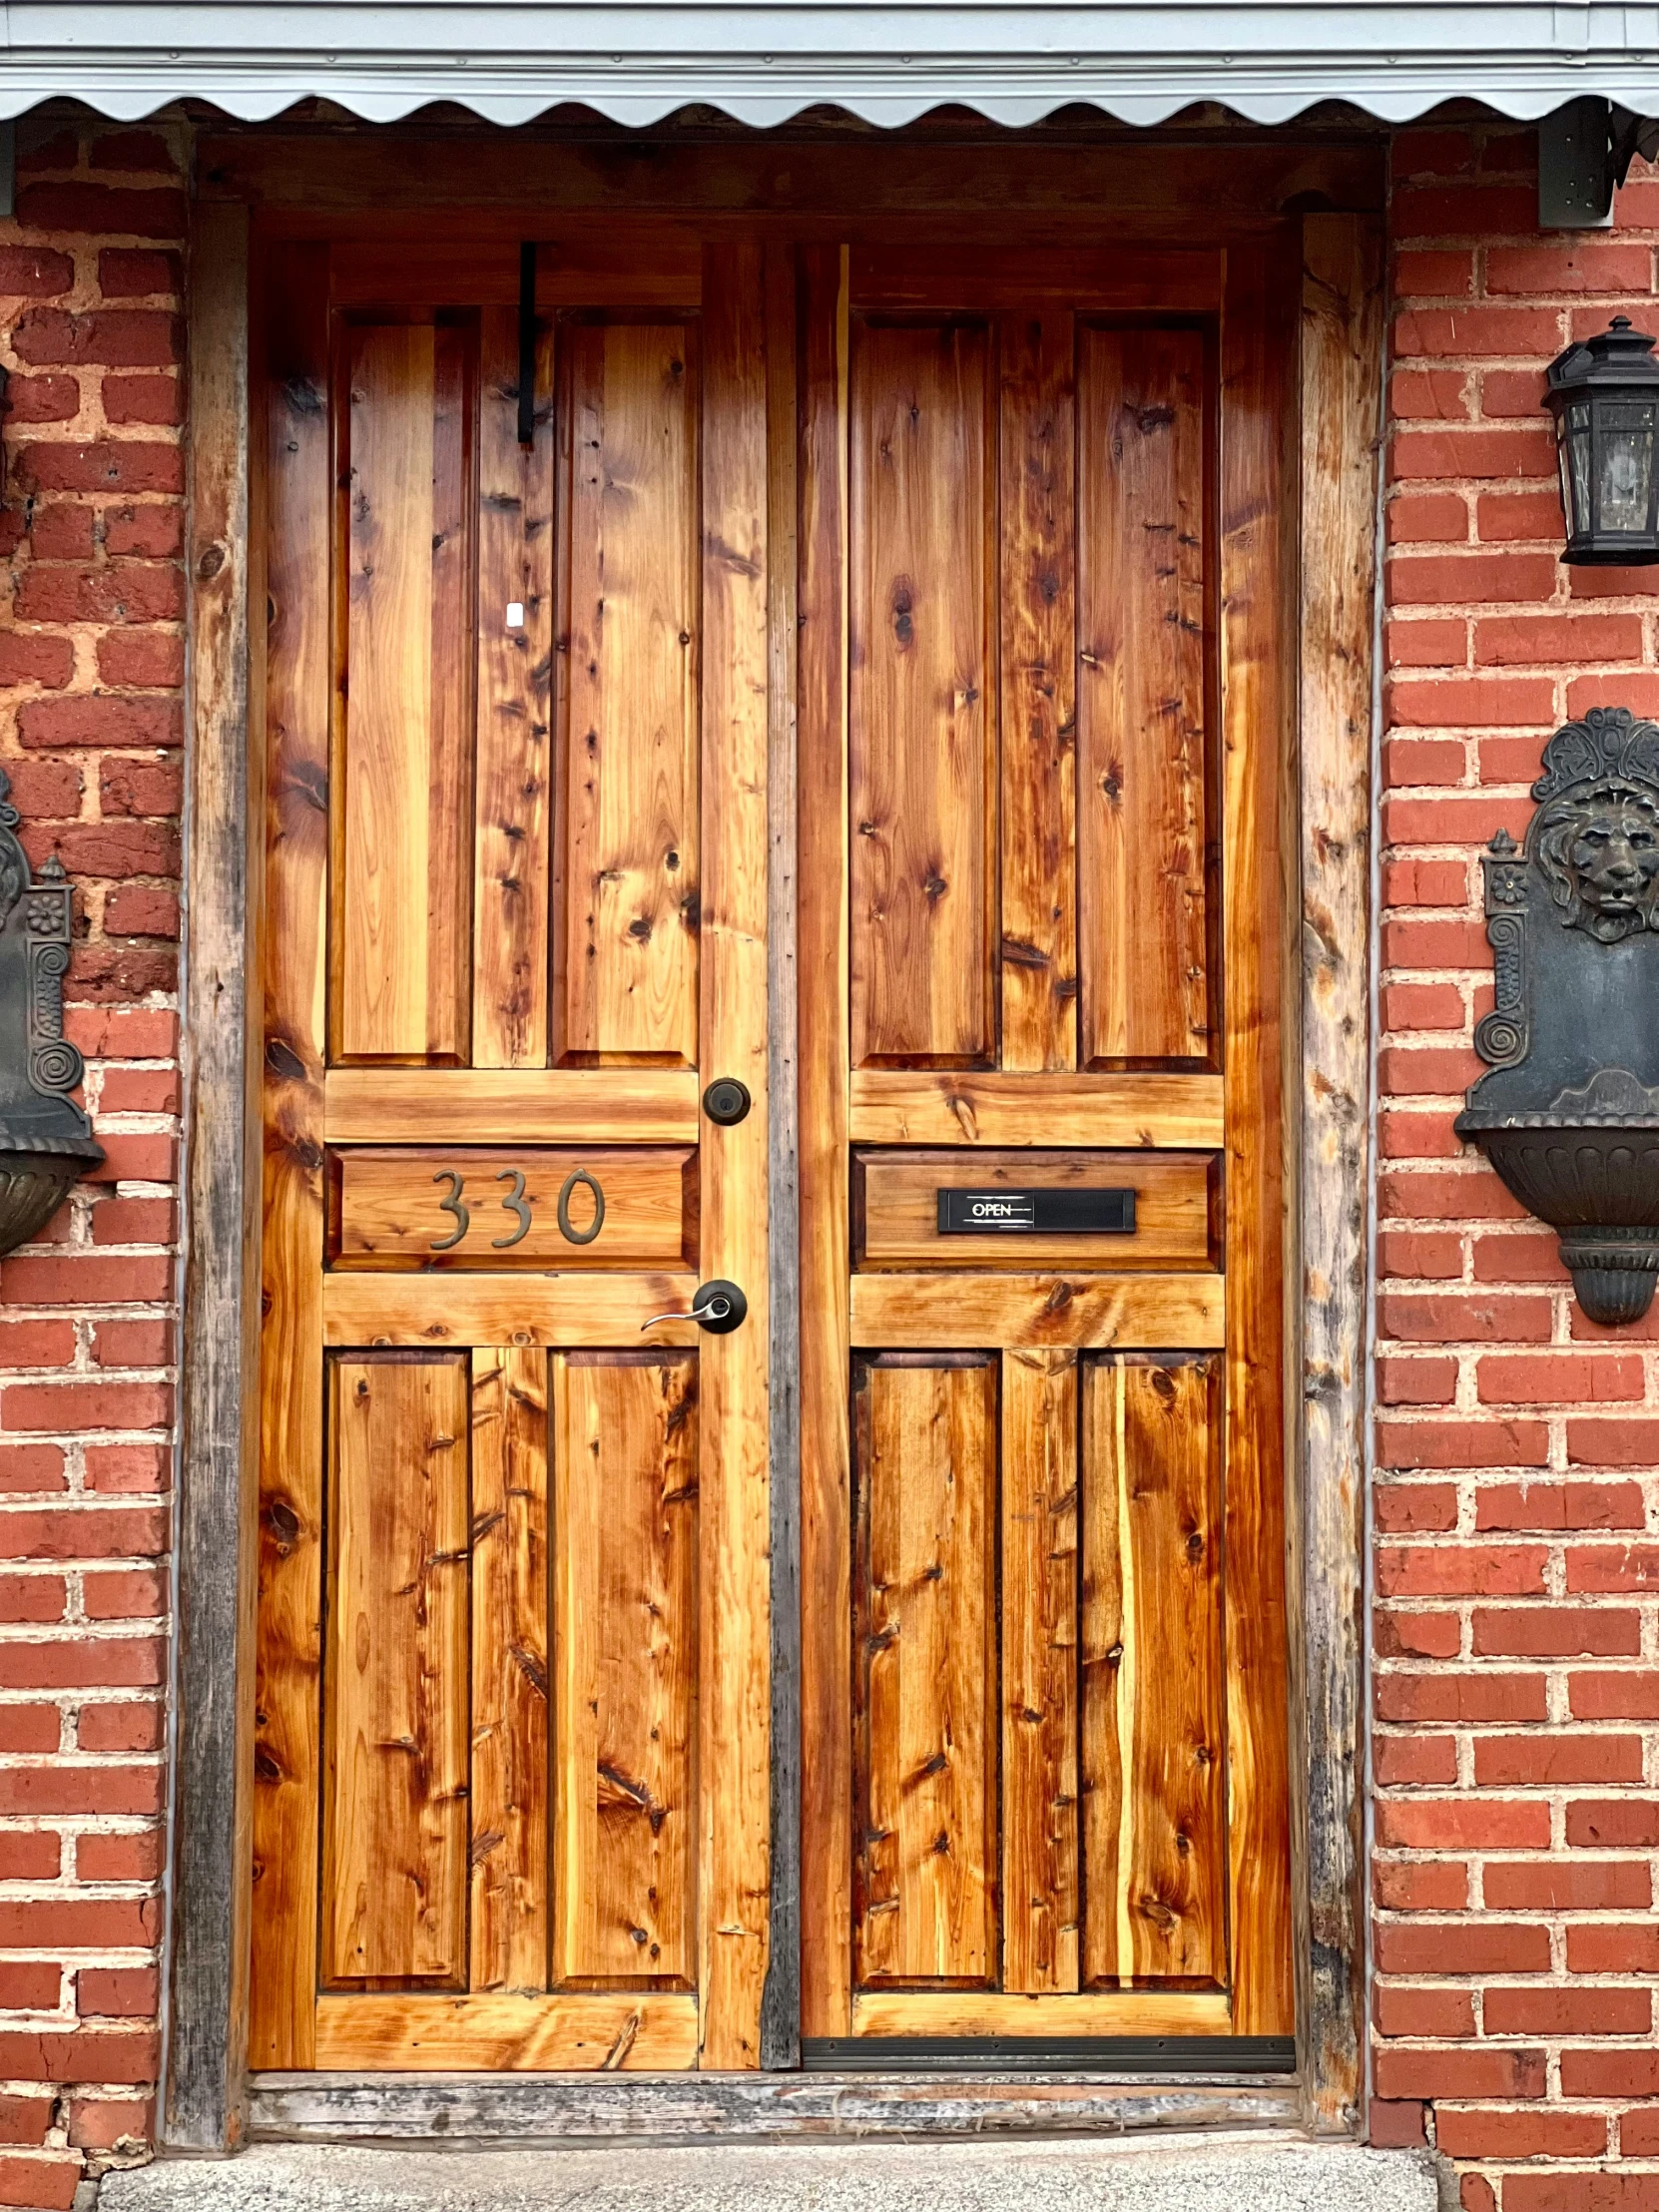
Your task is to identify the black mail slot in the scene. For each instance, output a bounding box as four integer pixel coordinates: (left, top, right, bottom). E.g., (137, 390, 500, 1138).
(937, 1187, 1137, 1235)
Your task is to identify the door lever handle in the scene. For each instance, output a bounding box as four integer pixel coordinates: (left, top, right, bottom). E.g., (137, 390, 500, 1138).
(640, 1278, 749, 1336)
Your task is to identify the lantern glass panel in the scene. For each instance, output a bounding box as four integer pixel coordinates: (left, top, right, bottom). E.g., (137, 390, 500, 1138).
(1560, 397, 1593, 538)
(1596, 399, 1656, 536)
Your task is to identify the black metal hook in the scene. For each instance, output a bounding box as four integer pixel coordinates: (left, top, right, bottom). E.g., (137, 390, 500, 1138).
(517, 241, 536, 448)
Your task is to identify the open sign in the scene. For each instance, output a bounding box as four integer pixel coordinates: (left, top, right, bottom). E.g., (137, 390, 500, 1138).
(936, 1188, 1137, 1235)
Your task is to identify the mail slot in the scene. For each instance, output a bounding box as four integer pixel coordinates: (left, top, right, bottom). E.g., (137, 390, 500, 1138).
(853, 1149, 1219, 1273)
(938, 1187, 1136, 1235)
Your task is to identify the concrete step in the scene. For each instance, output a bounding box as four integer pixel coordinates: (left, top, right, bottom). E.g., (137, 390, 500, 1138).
(105, 2133, 1444, 2212)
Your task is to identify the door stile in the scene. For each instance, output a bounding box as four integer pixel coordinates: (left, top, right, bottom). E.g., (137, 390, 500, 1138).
(251, 238, 331, 2074)
(697, 238, 774, 2068)
(797, 243, 852, 2043)
(1218, 235, 1297, 2036)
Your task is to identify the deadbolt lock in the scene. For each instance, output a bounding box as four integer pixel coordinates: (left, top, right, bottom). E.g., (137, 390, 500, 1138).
(702, 1078, 752, 1126)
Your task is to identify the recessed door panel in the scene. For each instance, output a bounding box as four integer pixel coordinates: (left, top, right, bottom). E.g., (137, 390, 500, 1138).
(1080, 1354, 1226, 1988)
(852, 1356, 997, 1986)
(556, 321, 701, 1067)
(553, 1352, 699, 1989)
(321, 1354, 470, 1987)
(850, 322, 995, 1068)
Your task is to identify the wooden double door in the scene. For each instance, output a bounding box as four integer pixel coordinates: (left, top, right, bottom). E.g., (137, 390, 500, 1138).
(251, 222, 1294, 2076)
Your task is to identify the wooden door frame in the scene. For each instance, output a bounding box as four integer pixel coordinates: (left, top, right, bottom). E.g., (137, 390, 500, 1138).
(167, 128, 1382, 2150)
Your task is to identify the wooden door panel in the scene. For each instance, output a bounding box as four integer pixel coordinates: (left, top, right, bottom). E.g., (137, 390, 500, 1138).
(802, 244, 1293, 2046)
(1077, 327, 1212, 1071)
(848, 1068, 1224, 1148)
(332, 1147, 696, 1270)
(556, 320, 701, 1066)
(553, 1352, 699, 1988)
(854, 1148, 1216, 1271)
(321, 1354, 471, 1987)
(473, 306, 555, 1071)
(849, 321, 995, 1067)
(848, 1271, 1224, 1352)
(1001, 1348, 1080, 1995)
(313, 1989, 699, 2070)
(256, 237, 771, 2074)
(998, 310, 1078, 1074)
(324, 1064, 700, 1143)
(321, 1272, 703, 1348)
(1080, 1355, 1226, 1988)
(852, 1357, 997, 1986)
(469, 1348, 550, 1994)
(337, 322, 473, 1063)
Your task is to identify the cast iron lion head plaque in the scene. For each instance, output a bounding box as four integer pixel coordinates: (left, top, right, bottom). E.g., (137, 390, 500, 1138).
(1457, 705, 1659, 1323)
(0, 769, 103, 1253)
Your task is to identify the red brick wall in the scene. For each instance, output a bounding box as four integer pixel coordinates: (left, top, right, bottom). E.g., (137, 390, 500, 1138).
(0, 117, 183, 2211)
(2, 100, 1657, 2212)
(1376, 123, 1659, 2208)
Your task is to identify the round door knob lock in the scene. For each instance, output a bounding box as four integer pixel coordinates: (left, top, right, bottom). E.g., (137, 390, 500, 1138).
(703, 1077, 752, 1127)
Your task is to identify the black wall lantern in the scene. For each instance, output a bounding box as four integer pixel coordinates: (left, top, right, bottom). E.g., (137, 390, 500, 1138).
(0, 770, 102, 1254)
(1458, 707, 1659, 1325)
(1546, 316, 1659, 565)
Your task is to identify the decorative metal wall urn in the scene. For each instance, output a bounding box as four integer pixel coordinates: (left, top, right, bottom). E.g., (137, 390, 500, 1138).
(0, 769, 102, 1253)
(1457, 706, 1659, 1324)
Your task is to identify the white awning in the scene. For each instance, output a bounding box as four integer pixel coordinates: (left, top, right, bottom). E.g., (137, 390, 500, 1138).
(6, 0, 1659, 128)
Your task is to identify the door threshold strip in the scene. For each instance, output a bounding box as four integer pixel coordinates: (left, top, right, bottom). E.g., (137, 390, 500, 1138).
(802, 2036, 1298, 2075)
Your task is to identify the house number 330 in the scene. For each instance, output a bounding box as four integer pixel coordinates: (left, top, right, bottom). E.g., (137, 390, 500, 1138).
(428, 1167, 606, 1252)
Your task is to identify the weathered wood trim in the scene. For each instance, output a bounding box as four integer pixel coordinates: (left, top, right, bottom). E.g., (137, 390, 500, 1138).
(167, 193, 258, 2152)
(796, 243, 852, 2044)
(1293, 210, 1383, 2137)
(760, 240, 803, 2072)
(248, 2070, 1302, 2141)
(196, 132, 1384, 232)
(159, 158, 1381, 2141)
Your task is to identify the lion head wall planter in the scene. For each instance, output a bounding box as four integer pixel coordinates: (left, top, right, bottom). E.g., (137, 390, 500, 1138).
(0, 769, 103, 1253)
(1457, 705, 1659, 1324)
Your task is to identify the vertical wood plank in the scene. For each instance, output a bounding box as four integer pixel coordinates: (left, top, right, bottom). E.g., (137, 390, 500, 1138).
(339, 323, 472, 1060)
(998, 311, 1077, 1074)
(853, 1359, 997, 1987)
(1077, 327, 1210, 1069)
(849, 320, 994, 1066)
(1001, 1348, 1080, 1995)
(251, 239, 330, 2073)
(469, 1348, 550, 1994)
(798, 244, 853, 2040)
(557, 321, 700, 1064)
(698, 239, 772, 2068)
(428, 328, 473, 1053)
(1080, 1356, 1226, 1988)
(473, 307, 554, 1068)
(1297, 211, 1382, 2131)
(760, 239, 803, 2075)
(170, 195, 256, 2152)
(1220, 237, 1296, 2037)
(322, 1357, 470, 1986)
(552, 1353, 699, 1987)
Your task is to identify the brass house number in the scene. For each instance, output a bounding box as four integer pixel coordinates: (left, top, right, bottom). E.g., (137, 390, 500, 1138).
(428, 1166, 607, 1253)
